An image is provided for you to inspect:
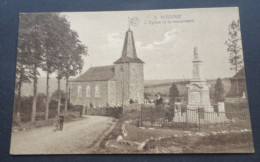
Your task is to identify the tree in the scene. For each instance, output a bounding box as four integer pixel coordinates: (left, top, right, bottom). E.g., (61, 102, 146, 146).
(51, 15, 87, 115)
(169, 83, 179, 105)
(16, 13, 87, 122)
(225, 20, 243, 97)
(214, 78, 225, 102)
(51, 90, 66, 102)
(63, 32, 87, 114)
(15, 22, 34, 122)
(29, 26, 44, 123)
(18, 14, 46, 123)
(40, 13, 71, 120)
(57, 25, 87, 114)
(144, 92, 150, 100)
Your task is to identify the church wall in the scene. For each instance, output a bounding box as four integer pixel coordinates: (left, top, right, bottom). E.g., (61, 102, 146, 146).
(114, 63, 130, 105)
(108, 80, 117, 106)
(129, 63, 144, 103)
(69, 81, 109, 108)
(114, 63, 144, 105)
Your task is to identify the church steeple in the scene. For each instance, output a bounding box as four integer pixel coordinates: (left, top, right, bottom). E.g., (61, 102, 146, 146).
(122, 29, 137, 58)
(114, 29, 144, 64)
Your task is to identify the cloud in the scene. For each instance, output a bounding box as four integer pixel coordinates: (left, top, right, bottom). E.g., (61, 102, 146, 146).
(137, 28, 177, 50)
(107, 33, 122, 46)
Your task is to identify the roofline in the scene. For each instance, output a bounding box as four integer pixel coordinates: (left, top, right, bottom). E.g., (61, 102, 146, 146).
(68, 79, 116, 82)
(114, 61, 144, 64)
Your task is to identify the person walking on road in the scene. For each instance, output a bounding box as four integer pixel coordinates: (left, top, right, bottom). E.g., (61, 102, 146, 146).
(59, 113, 64, 131)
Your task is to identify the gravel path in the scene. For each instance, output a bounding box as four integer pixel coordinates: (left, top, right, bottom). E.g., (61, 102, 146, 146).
(10, 116, 116, 154)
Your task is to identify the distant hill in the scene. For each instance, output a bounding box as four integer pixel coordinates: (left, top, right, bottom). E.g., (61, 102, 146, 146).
(20, 77, 232, 98)
(144, 79, 189, 86)
(144, 78, 232, 99)
(20, 78, 186, 96)
(21, 77, 66, 96)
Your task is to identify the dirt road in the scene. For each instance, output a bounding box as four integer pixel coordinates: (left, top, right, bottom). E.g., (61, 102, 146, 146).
(10, 116, 116, 154)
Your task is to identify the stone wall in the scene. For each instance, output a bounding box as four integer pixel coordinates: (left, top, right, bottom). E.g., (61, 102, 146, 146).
(129, 63, 144, 103)
(108, 80, 117, 106)
(115, 62, 144, 105)
(114, 63, 129, 106)
(69, 81, 111, 108)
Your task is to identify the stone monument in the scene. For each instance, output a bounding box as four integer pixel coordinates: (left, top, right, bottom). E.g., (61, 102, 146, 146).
(186, 47, 214, 112)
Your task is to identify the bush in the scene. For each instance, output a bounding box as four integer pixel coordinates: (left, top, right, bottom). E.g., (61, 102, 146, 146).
(164, 106, 175, 122)
(36, 93, 47, 112)
(14, 94, 74, 123)
(224, 98, 249, 113)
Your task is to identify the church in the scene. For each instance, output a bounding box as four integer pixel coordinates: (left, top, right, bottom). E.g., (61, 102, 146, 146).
(69, 28, 144, 108)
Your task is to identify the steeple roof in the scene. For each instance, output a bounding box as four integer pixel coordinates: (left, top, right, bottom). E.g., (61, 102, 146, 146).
(114, 29, 144, 64)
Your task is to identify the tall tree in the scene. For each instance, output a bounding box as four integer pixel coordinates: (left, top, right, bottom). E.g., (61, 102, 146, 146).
(41, 13, 69, 120)
(29, 25, 44, 123)
(52, 15, 87, 115)
(62, 30, 87, 113)
(214, 78, 225, 102)
(225, 20, 243, 97)
(18, 14, 45, 123)
(169, 83, 179, 105)
(15, 21, 34, 122)
(17, 13, 87, 122)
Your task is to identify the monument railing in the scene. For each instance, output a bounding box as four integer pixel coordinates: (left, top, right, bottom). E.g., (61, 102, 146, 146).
(138, 104, 251, 131)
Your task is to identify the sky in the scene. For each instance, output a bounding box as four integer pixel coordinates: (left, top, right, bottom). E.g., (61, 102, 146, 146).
(52, 7, 243, 80)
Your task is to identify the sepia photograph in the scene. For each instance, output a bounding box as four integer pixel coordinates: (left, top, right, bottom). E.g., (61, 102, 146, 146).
(10, 7, 254, 154)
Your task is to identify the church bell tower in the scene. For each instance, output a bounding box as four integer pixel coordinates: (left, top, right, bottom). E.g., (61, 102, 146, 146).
(114, 29, 144, 106)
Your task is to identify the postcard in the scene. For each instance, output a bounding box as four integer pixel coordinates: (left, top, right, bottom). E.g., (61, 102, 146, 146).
(10, 7, 254, 154)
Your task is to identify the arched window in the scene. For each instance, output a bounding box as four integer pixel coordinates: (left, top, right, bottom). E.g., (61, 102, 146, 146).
(77, 85, 82, 98)
(86, 86, 90, 98)
(95, 85, 100, 98)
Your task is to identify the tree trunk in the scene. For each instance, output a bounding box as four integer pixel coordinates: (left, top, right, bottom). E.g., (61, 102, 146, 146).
(236, 68, 239, 109)
(235, 62, 239, 97)
(65, 77, 68, 114)
(31, 66, 38, 123)
(235, 61, 239, 109)
(45, 71, 50, 121)
(57, 78, 61, 116)
(16, 69, 23, 124)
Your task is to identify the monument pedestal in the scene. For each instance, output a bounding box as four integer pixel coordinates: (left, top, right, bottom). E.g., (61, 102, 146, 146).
(186, 81, 214, 112)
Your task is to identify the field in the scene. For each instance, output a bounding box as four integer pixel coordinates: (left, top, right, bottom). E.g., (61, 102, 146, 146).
(95, 122, 254, 154)
(93, 99, 254, 154)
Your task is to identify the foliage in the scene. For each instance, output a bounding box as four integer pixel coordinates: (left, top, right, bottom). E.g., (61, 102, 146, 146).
(224, 99, 249, 112)
(17, 14, 45, 83)
(225, 20, 243, 71)
(14, 94, 74, 123)
(51, 89, 66, 102)
(164, 107, 174, 122)
(144, 92, 150, 100)
(225, 20, 243, 97)
(214, 78, 225, 102)
(18, 14, 50, 122)
(169, 83, 179, 104)
(36, 93, 47, 112)
(16, 13, 88, 121)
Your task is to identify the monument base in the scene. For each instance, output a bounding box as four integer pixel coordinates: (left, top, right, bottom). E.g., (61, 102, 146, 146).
(187, 104, 214, 112)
